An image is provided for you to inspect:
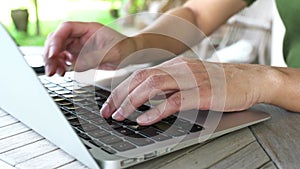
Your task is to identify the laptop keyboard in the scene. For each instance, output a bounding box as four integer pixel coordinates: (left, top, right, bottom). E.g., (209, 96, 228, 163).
(40, 77, 203, 154)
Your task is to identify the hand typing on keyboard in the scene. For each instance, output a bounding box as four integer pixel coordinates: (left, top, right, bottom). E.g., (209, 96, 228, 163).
(100, 57, 270, 125)
(43, 21, 137, 76)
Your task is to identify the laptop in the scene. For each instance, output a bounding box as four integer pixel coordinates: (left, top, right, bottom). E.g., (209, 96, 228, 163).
(0, 24, 270, 169)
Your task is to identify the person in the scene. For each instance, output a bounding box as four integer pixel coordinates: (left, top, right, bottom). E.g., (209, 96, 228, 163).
(44, 0, 300, 126)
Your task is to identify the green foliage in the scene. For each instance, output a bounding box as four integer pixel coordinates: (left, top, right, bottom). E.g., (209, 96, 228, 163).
(4, 1, 115, 46)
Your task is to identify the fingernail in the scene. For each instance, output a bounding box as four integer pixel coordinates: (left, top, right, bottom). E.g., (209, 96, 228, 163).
(45, 65, 51, 76)
(137, 113, 156, 123)
(48, 47, 55, 59)
(100, 102, 110, 117)
(112, 108, 124, 121)
(137, 114, 148, 123)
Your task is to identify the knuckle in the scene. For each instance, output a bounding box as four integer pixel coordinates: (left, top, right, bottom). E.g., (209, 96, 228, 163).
(146, 75, 163, 88)
(108, 91, 119, 107)
(59, 21, 73, 29)
(127, 94, 137, 108)
(132, 69, 148, 84)
(169, 93, 182, 109)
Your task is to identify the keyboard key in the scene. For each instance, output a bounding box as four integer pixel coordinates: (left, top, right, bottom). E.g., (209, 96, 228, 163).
(95, 88, 110, 98)
(101, 146, 116, 154)
(153, 121, 187, 137)
(75, 130, 91, 141)
(74, 108, 91, 115)
(69, 119, 88, 127)
(73, 89, 89, 94)
(65, 86, 74, 91)
(153, 121, 171, 131)
(44, 83, 57, 88)
(125, 133, 155, 146)
(162, 115, 177, 124)
(81, 86, 96, 91)
(102, 122, 122, 131)
(111, 141, 136, 152)
(95, 96, 106, 103)
(139, 127, 172, 142)
(55, 89, 72, 95)
(113, 127, 135, 136)
(71, 96, 85, 102)
(90, 118, 106, 125)
(59, 82, 74, 87)
(76, 100, 94, 107)
(63, 94, 77, 98)
(98, 135, 123, 145)
(52, 96, 65, 102)
(137, 105, 150, 111)
(79, 123, 99, 132)
(89, 105, 101, 112)
(121, 119, 138, 125)
(88, 129, 110, 138)
(123, 120, 148, 131)
(47, 86, 64, 91)
(40, 78, 51, 84)
(80, 112, 100, 120)
(89, 139, 103, 147)
(189, 124, 204, 133)
(65, 114, 79, 121)
(173, 119, 194, 131)
(57, 101, 73, 106)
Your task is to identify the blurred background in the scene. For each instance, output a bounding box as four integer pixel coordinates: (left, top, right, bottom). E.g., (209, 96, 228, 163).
(1, 0, 129, 46)
(1, 0, 285, 67)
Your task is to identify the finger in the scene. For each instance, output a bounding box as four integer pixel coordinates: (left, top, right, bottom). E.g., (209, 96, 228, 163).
(44, 22, 98, 75)
(46, 51, 70, 76)
(136, 88, 211, 125)
(111, 74, 178, 121)
(101, 61, 201, 118)
(100, 68, 163, 118)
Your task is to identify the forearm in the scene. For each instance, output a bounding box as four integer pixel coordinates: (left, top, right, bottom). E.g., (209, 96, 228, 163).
(266, 67, 300, 112)
(133, 7, 202, 56)
(131, 0, 248, 57)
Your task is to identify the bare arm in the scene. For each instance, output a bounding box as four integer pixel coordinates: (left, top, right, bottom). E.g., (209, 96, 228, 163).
(267, 67, 300, 112)
(132, 0, 248, 55)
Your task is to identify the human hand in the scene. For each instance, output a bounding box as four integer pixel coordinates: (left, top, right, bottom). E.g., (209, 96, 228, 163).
(44, 21, 137, 76)
(100, 57, 274, 125)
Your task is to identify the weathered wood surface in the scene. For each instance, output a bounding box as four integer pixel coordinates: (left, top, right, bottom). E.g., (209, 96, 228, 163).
(0, 159, 15, 169)
(129, 128, 264, 169)
(251, 104, 300, 169)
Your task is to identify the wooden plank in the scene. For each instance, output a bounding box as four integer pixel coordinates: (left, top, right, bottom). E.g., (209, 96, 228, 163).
(0, 160, 16, 169)
(0, 139, 58, 166)
(0, 122, 30, 140)
(209, 142, 270, 169)
(0, 131, 42, 154)
(251, 104, 300, 169)
(57, 161, 89, 169)
(259, 161, 277, 169)
(130, 128, 255, 169)
(0, 159, 15, 169)
(0, 115, 18, 128)
(0, 109, 7, 117)
(15, 149, 75, 169)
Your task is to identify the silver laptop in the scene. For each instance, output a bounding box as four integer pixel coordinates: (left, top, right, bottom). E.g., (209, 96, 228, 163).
(0, 24, 270, 169)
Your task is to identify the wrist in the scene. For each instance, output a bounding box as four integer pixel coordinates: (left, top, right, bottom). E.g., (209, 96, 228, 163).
(117, 35, 143, 62)
(131, 34, 145, 52)
(257, 66, 284, 105)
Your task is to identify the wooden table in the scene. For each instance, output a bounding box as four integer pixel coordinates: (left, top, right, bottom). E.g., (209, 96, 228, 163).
(1, 104, 299, 169)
